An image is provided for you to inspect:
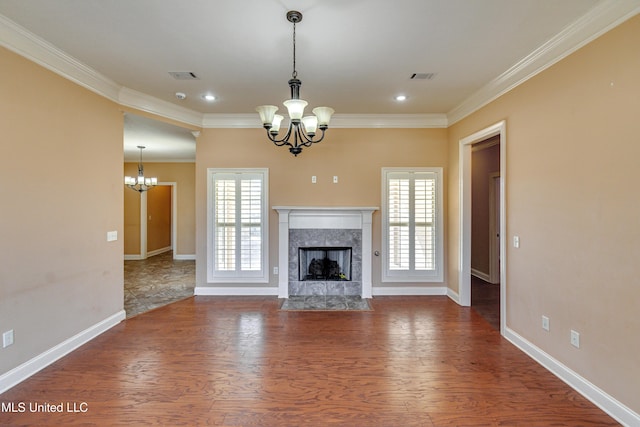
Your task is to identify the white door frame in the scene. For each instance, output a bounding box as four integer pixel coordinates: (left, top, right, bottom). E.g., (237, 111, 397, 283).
(488, 172, 501, 284)
(458, 120, 506, 334)
(139, 182, 177, 260)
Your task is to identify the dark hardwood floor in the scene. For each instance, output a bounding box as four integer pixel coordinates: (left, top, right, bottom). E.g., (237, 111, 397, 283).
(471, 276, 501, 330)
(0, 296, 617, 426)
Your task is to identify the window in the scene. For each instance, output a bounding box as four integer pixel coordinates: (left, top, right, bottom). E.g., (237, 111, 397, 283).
(207, 169, 268, 283)
(382, 168, 443, 282)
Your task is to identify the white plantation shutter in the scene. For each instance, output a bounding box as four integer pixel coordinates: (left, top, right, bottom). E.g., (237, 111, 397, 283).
(383, 168, 442, 282)
(388, 178, 410, 270)
(208, 169, 268, 283)
(240, 178, 262, 271)
(215, 179, 236, 271)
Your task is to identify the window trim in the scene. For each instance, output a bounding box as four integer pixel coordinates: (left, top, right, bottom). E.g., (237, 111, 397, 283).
(207, 168, 269, 283)
(381, 167, 443, 283)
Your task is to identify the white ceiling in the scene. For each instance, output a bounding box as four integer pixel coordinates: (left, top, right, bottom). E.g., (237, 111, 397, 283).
(123, 114, 196, 162)
(1, 0, 637, 161)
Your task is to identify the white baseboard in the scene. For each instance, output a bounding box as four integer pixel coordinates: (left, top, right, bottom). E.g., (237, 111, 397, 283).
(125, 252, 194, 261)
(446, 287, 460, 304)
(471, 268, 491, 282)
(504, 327, 639, 426)
(147, 246, 172, 258)
(0, 310, 126, 394)
(194, 286, 279, 296)
(174, 254, 195, 260)
(372, 286, 448, 296)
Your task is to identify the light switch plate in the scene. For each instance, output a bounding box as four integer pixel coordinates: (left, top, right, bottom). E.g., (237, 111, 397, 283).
(3, 330, 14, 348)
(542, 315, 550, 331)
(570, 330, 580, 348)
(107, 231, 118, 242)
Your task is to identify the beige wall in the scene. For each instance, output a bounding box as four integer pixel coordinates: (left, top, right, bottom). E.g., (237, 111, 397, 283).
(447, 15, 640, 412)
(123, 162, 196, 256)
(195, 127, 449, 289)
(471, 141, 500, 276)
(0, 47, 124, 374)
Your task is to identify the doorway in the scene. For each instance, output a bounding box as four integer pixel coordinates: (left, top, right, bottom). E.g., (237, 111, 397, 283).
(459, 121, 506, 335)
(146, 184, 172, 256)
(122, 113, 197, 317)
(470, 138, 501, 330)
(124, 182, 177, 260)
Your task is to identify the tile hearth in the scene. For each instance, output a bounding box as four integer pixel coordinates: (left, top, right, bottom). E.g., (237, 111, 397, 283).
(280, 295, 372, 311)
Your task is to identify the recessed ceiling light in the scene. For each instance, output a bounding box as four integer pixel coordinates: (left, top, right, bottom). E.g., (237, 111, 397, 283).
(202, 94, 216, 102)
(395, 95, 407, 102)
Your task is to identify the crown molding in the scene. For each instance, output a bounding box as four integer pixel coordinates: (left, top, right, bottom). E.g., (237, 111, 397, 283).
(447, 0, 640, 125)
(0, 14, 121, 102)
(3, 2, 639, 130)
(118, 87, 203, 127)
(201, 113, 448, 129)
(330, 114, 448, 129)
(201, 114, 258, 128)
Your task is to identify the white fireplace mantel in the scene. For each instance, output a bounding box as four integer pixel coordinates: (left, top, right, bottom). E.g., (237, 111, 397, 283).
(273, 206, 378, 298)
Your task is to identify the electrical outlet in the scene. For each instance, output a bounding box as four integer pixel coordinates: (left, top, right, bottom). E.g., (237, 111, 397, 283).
(273, 267, 279, 275)
(311, 176, 316, 184)
(570, 330, 580, 348)
(542, 315, 550, 331)
(3, 330, 14, 348)
(513, 236, 520, 248)
(333, 176, 338, 184)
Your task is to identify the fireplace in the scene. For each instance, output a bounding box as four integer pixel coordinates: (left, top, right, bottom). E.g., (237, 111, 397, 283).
(274, 206, 378, 298)
(299, 247, 352, 281)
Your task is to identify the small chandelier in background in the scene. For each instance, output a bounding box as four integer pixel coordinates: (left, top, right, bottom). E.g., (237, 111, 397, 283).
(125, 146, 157, 192)
(256, 10, 335, 156)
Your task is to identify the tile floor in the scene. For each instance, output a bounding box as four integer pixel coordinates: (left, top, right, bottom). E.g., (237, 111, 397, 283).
(124, 251, 195, 318)
(280, 295, 372, 311)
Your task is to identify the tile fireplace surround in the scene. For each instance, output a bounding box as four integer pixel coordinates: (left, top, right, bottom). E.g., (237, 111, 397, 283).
(274, 206, 378, 299)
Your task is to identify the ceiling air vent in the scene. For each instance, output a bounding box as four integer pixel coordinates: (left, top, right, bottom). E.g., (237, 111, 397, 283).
(410, 73, 436, 80)
(169, 71, 199, 80)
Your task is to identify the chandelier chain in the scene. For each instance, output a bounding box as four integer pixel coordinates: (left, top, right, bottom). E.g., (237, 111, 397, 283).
(292, 20, 297, 79)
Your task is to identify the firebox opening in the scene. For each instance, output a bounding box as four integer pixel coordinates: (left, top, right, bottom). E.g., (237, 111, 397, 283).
(299, 247, 352, 281)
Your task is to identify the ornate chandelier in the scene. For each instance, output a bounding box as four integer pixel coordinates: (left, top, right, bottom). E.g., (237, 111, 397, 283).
(125, 146, 157, 192)
(256, 10, 335, 156)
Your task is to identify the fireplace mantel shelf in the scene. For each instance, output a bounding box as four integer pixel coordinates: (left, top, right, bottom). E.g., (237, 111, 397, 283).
(273, 206, 379, 212)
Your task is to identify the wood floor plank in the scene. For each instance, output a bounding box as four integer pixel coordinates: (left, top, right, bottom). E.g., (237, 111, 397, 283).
(0, 296, 619, 426)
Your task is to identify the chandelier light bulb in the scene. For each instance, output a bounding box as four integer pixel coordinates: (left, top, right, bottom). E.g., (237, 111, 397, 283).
(301, 115, 318, 136)
(312, 107, 335, 127)
(256, 105, 278, 127)
(270, 115, 284, 134)
(283, 99, 308, 121)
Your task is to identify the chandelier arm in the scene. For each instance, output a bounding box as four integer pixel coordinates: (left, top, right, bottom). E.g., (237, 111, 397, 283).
(308, 128, 327, 145)
(295, 125, 313, 147)
(265, 125, 295, 147)
(298, 127, 327, 147)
